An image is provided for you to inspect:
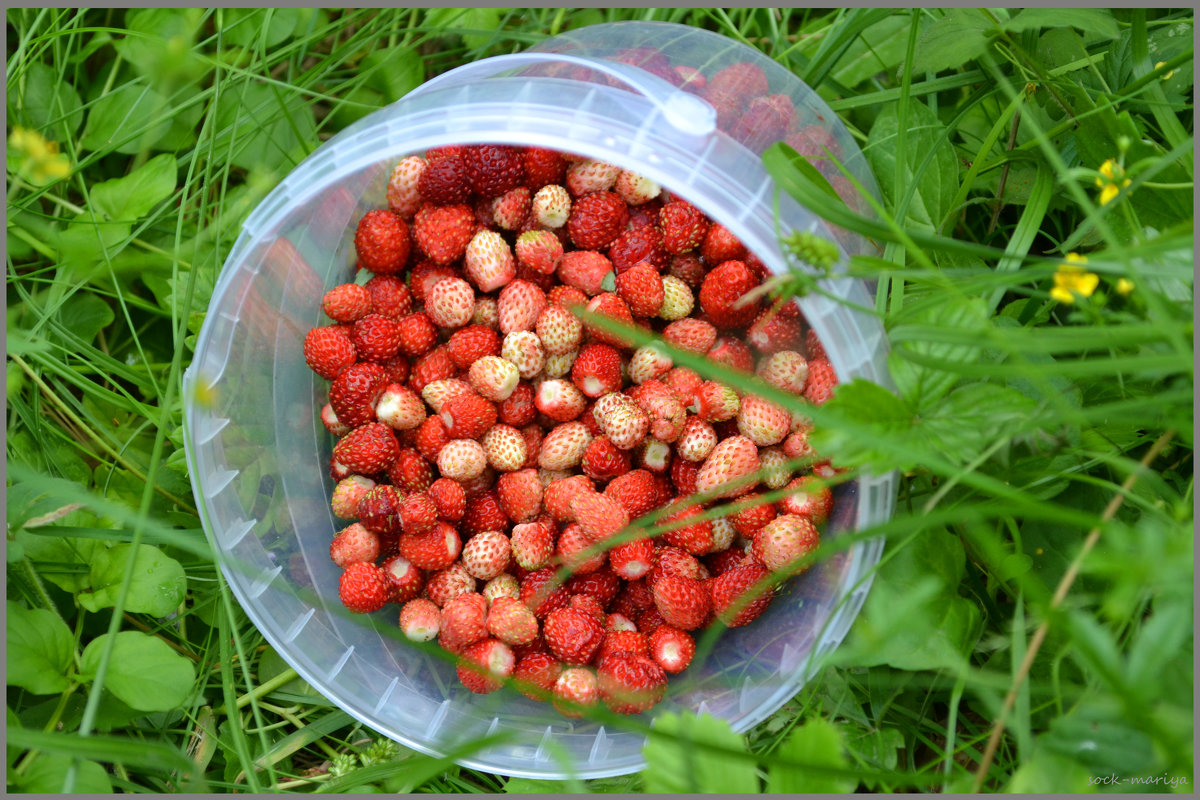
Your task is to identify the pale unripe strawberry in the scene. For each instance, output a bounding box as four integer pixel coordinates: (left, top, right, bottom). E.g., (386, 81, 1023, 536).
(691, 380, 740, 422)
(534, 378, 587, 422)
(480, 423, 528, 472)
(592, 392, 650, 450)
(400, 598, 441, 641)
(538, 467, 574, 487)
(676, 416, 718, 462)
(757, 350, 809, 394)
(637, 437, 672, 473)
(437, 439, 488, 481)
(425, 562, 477, 609)
(566, 159, 620, 196)
(543, 350, 577, 378)
(536, 304, 583, 355)
(614, 169, 661, 206)
(487, 595, 539, 645)
(658, 276, 695, 321)
(425, 277, 475, 329)
(329, 523, 380, 567)
(696, 435, 761, 499)
(462, 530, 512, 580)
(736, 394, 791, 447)
(375, 383, 427, 430)
(498, 279, 547, 334)
(511, 521, 555, 570)
(663, 317, 717, 354)
(502, 331, 546, 380)
(531, 184, 571, 228)
(515, 229, 565, 274)
(482, 573, 520, 604)
(468, 355, 521, 402)
(710, 516, 737, 552)
(628, 344, 672, 384)
(464, 229, 516, 292)
(491, 185, 531, 230)
(758, 446, 792, 489)
(320, 403, 352, 436)
(332, 475, 376, 519)
(421, 377, 474, 414)
(628, 380, 686, 443)
(753, 513, 820, 573)
(473, 295, 499, 328)
(553, 666, 599, 718)
(538, 421, 592, 470)
(387, 155, 427, 218)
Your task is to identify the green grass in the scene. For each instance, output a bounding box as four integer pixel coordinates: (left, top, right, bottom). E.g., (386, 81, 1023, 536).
(6, 7, 1193, 794)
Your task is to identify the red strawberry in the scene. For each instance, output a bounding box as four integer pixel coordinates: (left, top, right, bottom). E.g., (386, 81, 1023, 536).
(535, 379, 588, 423)
(498, 279, 548, 334)
(746, 308, 805, 353)
(553, 667, 599, 717)
(304, 326, 357, 380)
(425, 277, 475, 329)
(614, 261, 665, 318)
(604, 469, 659, 518)
(778, 475, 834, 524)
(543, 474, 597, 522)
(730, 492, 777, 537)
(581, 436, 631, 482)
(543, 606, 606, 665)
(670, 455, 701, 495)
(648, 625, 694, 673)
(487, 595, 539, 645)
(398, 521, 462, 571)
(571, 343, 623, 398)
(356, 484, 404, 535)
(637, 605, 669, 636)
(803, 358, 838, 405)
(350, 313, 402, 361)
(571, 491, 630, 543)
(381, 553, 425, 604)
(439, 592, 489, 650)
(338, 562, 392, 613)
(596, 651, 667, 714)
(427, 477, 466, 522)
(329, 523, 380, 568)
(456, 637, 516, 694)
(497, 468, 544, 523)
(511, 521, 555, 571)
(537, 421, 592, 470)
(696, 435, 760, 499)
(409, 345, 457, 393)
(417, 153, 470, 205)
(805, 328, 828, 361)
(565, 566, 622, 608)
(520, 566, 572, 619)
(497, 382, 538, 427)
(651, 573, 710, 630)
(556, 522, 606, 575)
(583, 292, 637, 348)
(608, 225, 668, 274)
(464, 144, 525, 198)
(439, 392, 497, 440)
(647, 544, 705, 587)
(660, 505, 715, 556)
(658, 199, 708, 255)
(393, 312, 439, 358)
(332, 422, 400, 475)
(400, 597, 441, 641)
(514, 651, 563, 701)
(598, 629, 650, 661)
(461, 490, 510, 537)
(662, 317, 717, 354)
(523, 147, 566, 190)
(691, 380, 740, 422)
(399, 491, 438, 534)
(568, 191, 629, 251)
(627, 380, 687, 443)
(708, 336, 756, 373)
(608, 537, 655, 581)
(492, 186, 531, 230)
(375, 383, 426, 431)
(709, 562, 774, 627)
(354, 210, 410, 274)
(446, 324, 501, 369)
(753, 514, 820, 573)
(700, 223, 747, 265)
(557, 250, 614, 296)
(329, 362, 388, 427)
(322, 283, 372, 322)
(388, 447, 435, 493)
(331, 474, 375, 519)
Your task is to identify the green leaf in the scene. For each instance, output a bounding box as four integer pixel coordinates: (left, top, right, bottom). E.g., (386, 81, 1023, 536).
(823, 13, 915, 89)
(425, 7, 503, 51)
(55, 216, 132, 274)
(1125, 594, 1192, 695)
(808, 379, 917, 472)
(1005, 748, 1092, 792)
(362, 48, 425, 102)
(52, 292, 115, 348)
(79, 82, 173, 154)
(643, 712, 758, 794)
(76, 543, 186, 617)
(838, 529, 981, 671)
(90, 153, 177, 222)
(79, 631, 196, 712)
(504, 778, 572, 793)
(113, 8, 206, 83)
(1040, 702, 1158, 776)
(767, 717, 856, 793)
(1004, 8, 1119, 39)
(15, 754, 113, 793)
(911, 9, 996, 74)
(888, 296, 990, 408)
(7, 60, 84, 138)
(219, 9, 305, 49)
(212, 80, 317, 172)
(865, 99, 960, 231)
(6, 602, 74, 695)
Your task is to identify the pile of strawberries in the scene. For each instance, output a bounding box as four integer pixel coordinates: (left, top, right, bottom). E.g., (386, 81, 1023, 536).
(302, 131, 840, 717)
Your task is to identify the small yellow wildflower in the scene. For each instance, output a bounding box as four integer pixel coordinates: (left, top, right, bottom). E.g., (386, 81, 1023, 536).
(1050, 254, 1099, 304)
(1155, 61, 1176, 81)
(1115, 278, 1135, 296)
(8, 126, 71, 184)
(1094, 159, 1131, 206)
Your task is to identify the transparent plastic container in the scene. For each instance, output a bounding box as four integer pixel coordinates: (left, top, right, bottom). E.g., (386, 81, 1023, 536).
(183, 21, 896, 780)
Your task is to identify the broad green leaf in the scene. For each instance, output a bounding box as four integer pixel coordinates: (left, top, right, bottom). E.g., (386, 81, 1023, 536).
(426, 7, 503, 51)
(6, 602, 74, 695)
(113, 8, 206, 82)
(918, 382, 1039, 463)
(76, 543, 187, 617)
(1041, 702, 1158, 777)
(56, 216, 132, 272)
(1005, 748, 1092, 792)
(1004, 8, 1119, 39)
(362, 48, 425, 102)
(52, 292, 115, 348)
(15, 533, 105, 594)
(212, 80, 317, 172)
(219, 8, 305, 49)
(838, 529, 981, 671)
(7, 60, 84, 138)
(643, 712, 758, 794)
(79, 82, 173, 154)
(911, 9, 995, 74)
(865, 99, 960, 232)
(888, 296, 990, 408)
(808, 379, 918, 473)
(16, 754, 112, 793)
(767, 717, 856, 793)
(90, 153, 177, 222)
(1125, 594, 1192, 694)
(80, 631, 196, 712)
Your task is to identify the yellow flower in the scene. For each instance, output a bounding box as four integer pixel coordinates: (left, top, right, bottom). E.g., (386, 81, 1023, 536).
(1116, 278, 1135, 296)
(1094, 158, 1131, 206)
(1050, 254, 1099, 304)
(8, 126, 71, 184)
(1155, 61, 1176, 81)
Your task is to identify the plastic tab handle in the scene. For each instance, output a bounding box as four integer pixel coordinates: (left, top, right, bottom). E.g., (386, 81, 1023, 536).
(409, 52, 717, 139)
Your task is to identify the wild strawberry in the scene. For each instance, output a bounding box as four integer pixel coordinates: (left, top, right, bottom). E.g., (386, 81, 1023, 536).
(418, 152, 470, 205)
(332, 422, 399, 475)
(464, 229, 516, 292)
(553, 667, 599, 717)
(349, 313, 402, 361)
(668, 252, 706, 289)
(700, 222, 747, 265)
(531, 183, 571, 228)
(459, 356, 516, 404)
(409, 260, 461, 304)
(356, 484, 404, 535)
(329, 523, 380, 568)
(329, 362, 388, 427)
(627, 380, 687, 443)
(637, 605, 669, 635)
(759, 446, 793, 489)
(709, 562, 774, 627)
(691, 380, 740, 422)
(708, 336, 755, 374)
(778, 476, 834, 524)
(483, 573, 520, 605)
(598, 629, 650, 662)
(425, 277, 475, 329)
(400, 597, 441, 641)
(461, 491, 510, 538)
(658, 199, 708, 255)
(511, 521, 555, 571)
(398, 491, 438, 535)
(444, 325, 499, 370)
(581, 436, 631, 482)
(501, 331, 545, 379)
(663, 365, 703, 401)
(426, 562, 477, 609)
(375, 383, 426, 430)
(639, 438, 674, 474)
(520, 566, 572, 619)
(746, 308, 804, 353)
(472, 296, 499, 329)
(362, 274, 412, 319)
(381, 553, 425, 603)
(427, 477, 466, 522)
(489, 382, 533, 429)
(496, 468, 543, 523)
(556, 522, 606, 575)
(708, 60, 769, 98)
(439, 592, 489, 650)
(568, 191, 629, 251)
(583, 292, 637, 349)
(485, 595, 538, 646)
(322, 283, 372, 322)
(736, 395, 791, 446)
(492, 185, 531, 230)
(609, 224, 669, 275)
(757, 350, 809, 393)
(535, 304, 583, 356)
(542, 474, 596, 522)
(571, 491, 630, 543)
(662, 317, 717, 354)
(592, 393, 649, 450)
(386, 155, 426, 217)
(513, 651, 563, 701)
(339, 562, 392, 613)
(497, 279, 547, 334)
(613, 169, 661, 206)
(657, 275, 695, 322)
(627, 344, 672, 385)
(388, 447, 435, 494)
(676, 416, 717, 462)
(543, 606, 605, 665)
(603, 469, 658, 518)
(668, 454, 700, 496)
(596, 651, 667, 714)
(354, 209, 410, 274)
(571, 343, 623, 398)
(614, 261, 665, 318)
(537, 421, 592, 470)
(651, 572, 710, 630)
(730, 492, 777, 537)
(420, 378, 471, 415)
(461, 530, 512, 581)
(804, 328, 828, 361)
(409, 345, 457, 393)
(565, 566, 622, 608)
(331, 474, 375, 519)
(436, 439, 488, 482)
(304, 326, 357, 380)
(660, 505, 715, 556)
(376, 354, 410, 387)
(439, 392, 497, 441)
(647, 625, 694, 673)
(480, 423, 527, 472)
(464, 144, 524, 198)
(522, 147, 566, 189)
(696, 435, 760, 499)
(397, 521, 461, 572)
(557, 250, 614, 297)
(753, 514, 820, 573)
(803, 358, 838, 405)
(609, 537, 655, 581)
(565, 159, 621, 196)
